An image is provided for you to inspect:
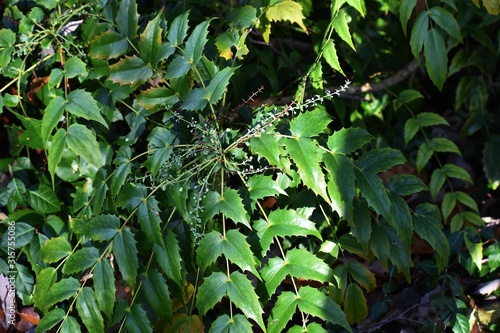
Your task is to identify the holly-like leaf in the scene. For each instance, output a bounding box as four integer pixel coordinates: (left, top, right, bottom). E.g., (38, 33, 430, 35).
(358, 148, 406, 174)
(137, 87, 179, 111)
(137, 196, 162, 244)
(88, 30, 128, 59)
(48, 128, 66, 185)
(34, 267, 56, 313)
(40, 236, 71, 263)
(62, 247, 99, 274)
(154, 230, 184, 288)
(333, 9, 355, 50)
(249, 131, 287, 168)
(197, 230, 259, 277)
(116, 0, 138, 40)
(76, 287, 105, 333)
(254, 209, 322, 254)
(80, 214, 120, 241)
(45, 278, 80, 310)
(201, 188, 250, 228)
(109, 55, 153, 85)
(113, 228, 138, 287)
(167, 11, 189, 46)
(27, 184, 61, 214)
(94, 258, 115, 319)
(344, 283, 368, 325)
(247, 174, 287, 203)
(289, 107, 331, 137)
(209, 314, 252, 333)
(424, 29, 447, 90)
(327, 127, 374, 155)
(354, 170, 391, 218)
(67, 123, 102, 168)
(400, 0, 417, 35)
(267, 292, 297, 333)
(66, 89, 108, 127)
(266, 0, 308, 33)
(125, 304, 152, 333)
(323, 39, 345, 76)
(142, 269, 172, 320)
(139, 14, 162, 67)
(64, 57, 87, 79)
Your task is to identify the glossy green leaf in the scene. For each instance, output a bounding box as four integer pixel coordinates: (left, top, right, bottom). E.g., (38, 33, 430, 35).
(139, 14, 162, 66)
(185, 20, 210, 64)
(67, 123, 102, 168)
(28, 184, 61, 214)
(197, 271, 265, 331)
(125, 305, 153, 333)
(416, 143, 434, 173)
(346, 0, 365, 16)
(247, 174, 287, 203)
(333, 9, 355, 50)
(386, 174, 427, 196)
(64, 57, 87, 79)
(424, 29, 447, 90)
(249, 132, 286, 167)
(137, 196, 162, 244)
(261, 248, 333, 296)
(66, 89, 108, 127)
(442, 192, 456, 221)
(413, 203, 449, 271)
(327, 127, 373, 155)
(201, 188, 250, 228)
(76, 287, 105, 333)
(137, 87, 179, 111)
(34, 267, 56, 313)
(297, 286, 351, 331)
(429, 168, 446, 199)
(81, 214, 120, 241)
(400, 0, 418, 35)
(346, 261, 376, 292)
(167, 11, 189, 46)
(267, 291, 297, 333)
(88, 30, 128, 59)
(110, 147, 132, 197)
(116, 0, 138, 40)
(35, 308, 65, 333)
(48, 128, 66, 185)
(266, 0, 307, 33)
(453, 313, 469, 333)
(410, 11, 429, 59)
(0, 29, 16, 68)
(355, 170, 391, 218)
(358, 148, 406, 174)
(41, 96, 65, 145)
(254, 208, 322, 254)
(59, 316, 81, 333)
(45, 278, 80, 309)
(443, 163, 473, 183)
(290, 107, 331, 137)
(153, 230, 184, 288)
(113, 227, 138, 287)
(323, 39, 345, 76)
(40, 236, 71, 263)
(197, 229, 259, 276)
(142, 269, 172, 320)
(344, 283, 368, 325)
(8, 178, 25, 203)
(209, 314, 252, 333)
(429, 7, 462, 42)
(324, 154, 355, 221)
(62, 247, 99, 274)
(94, 258, 115, 319)
(109, 55, 153, 85)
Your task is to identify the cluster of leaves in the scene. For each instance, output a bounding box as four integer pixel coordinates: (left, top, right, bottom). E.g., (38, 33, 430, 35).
(0, 0, 499, 332)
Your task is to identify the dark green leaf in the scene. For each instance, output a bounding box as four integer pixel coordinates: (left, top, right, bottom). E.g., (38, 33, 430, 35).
(399, 0, 417, 35)
(452, 313, 469, 333)
(64, 57, 87, 79)
(76, 287, 105, 333)
(442, 192, 457, 221)
(40, 236, 71, 263)
(247, 174, 287, 204)
(109, 55, 153, 85)
(370, 224, 391, 269)
(35, 308, 65, 333)
(355, 170, 391, 218)
(66, 89, 108, 127)
(424, 29, 448, 90)
(389, 194, 413, 247)
(455, 191, 479, 212)
(48, 128, 66, 185)
(209, 314, 252, 333)
(483, 135, 500, 189)
(327, 127, 373, 155)
(443, 163, 473, 183)
(67, 124, 102, 168)
(81, 214, 120, 241)
(142, 269, 172, 320)
(154, 230, 184, 288)
(416, 143, 434, 173)
(137, 87, 179, 111)
(410, 11, 428, 59)
(59, 316, 81, 333)
(429, 168, 446, 199)
(28, 184, 61, 214)
(416, 112, 449, 127)
(137, 196, 162, 244)
(351, 199, 372, 252)
(404, 118, 419, 146)
(139, 14, 162, 66)
(42, 96, 65, 145)
(0, 29, 16, 68)
(429, 138, 461, 155)
(201, 188, 250, 228)
(113, 227, 138, 287)
(386, 174, 427, 196)
(358, 148, 406, 174)
(88, 30, 128, 59)
(116, 0, 138, 40)
(429, 7, 462, 41)
(94, 258, 115, 319)
(125, 304, 152, 333)
(110, 147, 132, 197)
(346, 261, 376, 292)
(62, 247, 99, 274)
(344, 283, 368, 325)
(34, 267, 56, 313)
(45, 278, 80, 309)
(167, 11, 189, 46)
(185, 20, 210, 64)
(324, 154, 355, 221)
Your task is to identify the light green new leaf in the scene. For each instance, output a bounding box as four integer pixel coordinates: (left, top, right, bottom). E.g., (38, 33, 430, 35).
(142, 269, 172, 320)
(109, 55, 153, 85)
(125, 304, 153, 333)
(413, 203, 449, 271)
(40, 236, 71, 263)
(333, 9, 355, 50)
(41, 96, 65, 145)
(346, 261, 376, 292)
(153, 230, 184, 288)
(453, 313, 470, 333)
(358, 148, 406, 174)
(346, 0, 365, 16)
(76, 287, 105, 333)
(267, 292, 297, 333)
(62, 247, 99, 274)
(261, 248, 334, 296)
(66, 89, 108, 127)
(88, 30, 128, 59)
(209, 314, 252, 333)
(344, 283, 368, 325)
(34, 267, 56, 313)
(28, 184, 61, 214)
(323, 39, 345, 76)
(45, 278, 80, 310)
(35, 308, 65, 333)
(137, 87, 179, 111)
(327, 127, 374, 154)
(400, 0, 417, 35)
(197, 230, 259, 276)
(48, 129, 66, 185)
(116, 0, 138, 40)
(386, 174, 428, 196)
(410, 11, 429, 59)
(290, 108, 331, 137)
(254, 209, 321, 254)
(81, 214, 120, 241)
(94, 258, 115, 319)
(266, 0, 308, 33)
(137, 196, 162, 244)
(298, 286, 351, 332)
(429, 7, 462, 42)
(67, 124, 102, 168)
(113, 227, 138, 287)
(424, 29, 448, 90)
(464, 229, 483, 270)
(64, 57, 87, 79)
(139, 14, 162, 67)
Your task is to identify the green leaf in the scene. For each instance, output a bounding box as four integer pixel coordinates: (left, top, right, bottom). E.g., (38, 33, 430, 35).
(358, 148, 406, 174)
(35, 308, 65, 333)
(88, 30, 128, 59)
(62, 247, 99, 274)
(416, 112, 449, 127)
(266, 0, 308, 33)
(267, 292, 297, 333)
(125, 304, 152, 333)
(290, 107, 331, 137)
(167, 11, 189, 46)
(45, 278, 80, 310)
(64, 57, 87, 79)
(429, 7, 462, 42)
(8, 178, 26, 203)
(370, 224, 391, 269)
(464, 230, 482, 270)
(346, 261, 376, 292)
(261, 248, 334, 296)
(323, 39, 345, 76)
(297, 286, 351, 332)
(67, 124, 102, 168)
(386, 174, 427, 196)
(400, 0, 417, 35)
(139, 14, 162, 66)
(34, 267, 56, 313)
(201, 188, 250, 228)
(154, 230, 184, 288)
(455, 191, 479, 212)
(344, 283, 368, 325)
(254, 209, 322, 254)
(424, 29, 448, 90)
(389, 194, 413, 247)
(116, 0, 138, 40)
(66, 89, 108, 127)
(185, 20, 210, 64)
(142, 269, 172, 320)
(483, 135, 500, 189)
(137, 196, 162, 244)
(324, 154, 355, 221)
(383, 225, 413, 281)
(59, 316, 81, 333)
(209, 314, 252, 333)
(346, 0, 365, 16)
(410, 11, 429, 59)
(333, 9, 355, 50)
(249, 132, 286, 168)
(109, 55, 153, 85)
(110, 147, 132, 197)
(0, 29, 16, 68)
(429, 138, 461, 155)
(442, 192, 457, 221)
(81, 214, 120, 241)
(113, 227, 138, 287)
(42, 96, 65, 145)
(197, 271, 265, 330)
(197, 229, 259, 276)
(247, 174, 287, 203)
(355, 170, 391, 218)
(452, 313, 469, 333)
(137, 87, 179, 111)
(327, 127, 373, 155)
(413, 203, 449, 271)
(76, 287, 105, 333)
(48, 129, 66, 185)
(351, 199, 372, 252)
(28, 184, 61, 214)
(443, 163, 473, 183)
(404, 118, 419, 146)
(94, 258, 115, 319)
(416, 143, 434, 173)
(40, 236, 71, 263)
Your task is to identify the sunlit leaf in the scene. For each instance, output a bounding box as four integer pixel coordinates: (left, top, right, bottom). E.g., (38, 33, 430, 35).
(266, 0, 308, 33)
(40, 236, 71, 263)
(76, 287, 105, 333)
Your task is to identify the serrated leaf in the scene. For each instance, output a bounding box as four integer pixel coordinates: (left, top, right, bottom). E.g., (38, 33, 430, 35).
(137, 87, 179, 111)
(209, 314, 252, 333)
(327, 127, 374, 154)
(168, 314, 204, 332)
(64, 57, 87, 79)
(429, 138, 461, 155)
(351, 199, 372, 252)
(201, 188, 250, 228)
(413, 203, 449, 271)
(110, 147, 132, 197)
(45, 278, 80, 310)
(197, 271, 265, 331)
(443, 163, 473, 183)
(62, 247, 99, 274)
(27, 184, 61, 214)
(404, 118, 419, 146)
(386, 174, 427, 196)
(247, 174, 287, 203)
(42, 96, 65, 145)
(142, 269, 172, 320)
(88, 30, 128, 59)
(261, 248, 334, 296)
(416, 143, 434, 173)
(333, 9, 355, 50)
(416, 112, 450, 127)
(324, 154, 355, 221)
(48, 129, 66, 185)
(167, 12, 189, 46)
(116, 0, 138, 40)
(344, 283, 368, 325)
(323, 39, 345, 76)
(346, 261, 376, 292)
(113, 227, 138, 287)
(254, 209, 322, 254)
(383, 225, 412, 281)
(0, 29, 16, 68)
(400, 0, 418, 35)
(94, 258, 115, 319)
(389, 194, 413, 247)
(76, 287, 105, 333)
(34, 267, 56, 313)
(185, 20, 210, 64)
(249, 132, 286, 168)
(3, 222, 33, 249)
(66, 89, 108, 127)
(81, 214, 120, 241)
(197, 230, 259, 276)
(154, 230, 184, 288)
(370, 224, 391, 269)
(429, 7, 462, 42)
(424, 29, 448, 90)
(35, 308, 65, 333)
(346, 0, 365, 16)
(456, 191, 479, 212)
(297, 286, 351, 331)
(59, 316, 81, 333)
(137, 196, 162, 244)
(355, 170, 391, 218)
(464, 230, 482, 270)
(40, 236, 71, 263)
(267, 292, 297, 333)
(139, 14, 162, 67)
(290, 108, 331, 137)
(109, 55, 153, 85)
(266, 0, 308, 33)
(410, 11, 429, 59)
(429, 168, 446, 199)
(67, 123, 102, 168)
(358, 148, 406, 174)
(442, 192, 457, 221)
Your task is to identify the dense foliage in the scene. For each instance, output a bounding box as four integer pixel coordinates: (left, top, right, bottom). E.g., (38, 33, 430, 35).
(0, 0, 499, 332)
